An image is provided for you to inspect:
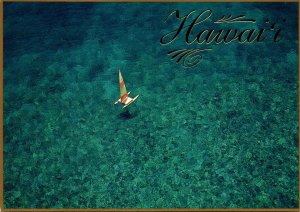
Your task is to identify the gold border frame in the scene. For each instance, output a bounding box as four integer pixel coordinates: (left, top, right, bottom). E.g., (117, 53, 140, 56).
(1, 1, 299, 212)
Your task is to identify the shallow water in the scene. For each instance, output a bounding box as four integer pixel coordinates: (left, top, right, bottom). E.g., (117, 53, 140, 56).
(4, 2, 299, 208)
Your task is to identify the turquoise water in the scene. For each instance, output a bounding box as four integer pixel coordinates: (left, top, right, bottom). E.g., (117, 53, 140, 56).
(4, 2, 299, 208)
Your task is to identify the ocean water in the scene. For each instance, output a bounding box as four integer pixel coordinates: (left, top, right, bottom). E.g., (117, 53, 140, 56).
(4, 2, 299, 208)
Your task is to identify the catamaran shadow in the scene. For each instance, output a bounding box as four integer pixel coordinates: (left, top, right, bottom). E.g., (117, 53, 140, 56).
(119, 110, 136, 120)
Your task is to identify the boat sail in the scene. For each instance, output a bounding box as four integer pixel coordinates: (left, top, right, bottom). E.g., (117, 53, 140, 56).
(114, 69, 139, 109)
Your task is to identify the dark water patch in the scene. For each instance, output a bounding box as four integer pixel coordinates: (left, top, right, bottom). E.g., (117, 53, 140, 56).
(4, 3, 94, 57)
(293, 134, 298, 147)
(46, 82, 66, 95)
(226, 110, 242, 119)
(87, 62, 105, 81)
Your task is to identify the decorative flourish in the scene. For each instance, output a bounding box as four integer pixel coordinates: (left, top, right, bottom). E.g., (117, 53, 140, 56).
(167, 48, 212, 68)
(214, 15, 256, 23)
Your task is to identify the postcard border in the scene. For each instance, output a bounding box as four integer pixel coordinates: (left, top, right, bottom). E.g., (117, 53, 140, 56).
(1, 1, 299, 212)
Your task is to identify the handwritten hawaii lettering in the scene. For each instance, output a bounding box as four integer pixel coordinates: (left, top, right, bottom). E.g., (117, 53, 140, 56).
(160, 9, 284, 68)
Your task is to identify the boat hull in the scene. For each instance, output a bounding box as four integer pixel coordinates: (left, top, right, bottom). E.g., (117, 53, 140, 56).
(123, 95, 139, 109)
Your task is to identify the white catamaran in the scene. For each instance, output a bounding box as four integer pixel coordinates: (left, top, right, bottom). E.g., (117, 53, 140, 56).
(114, 70, 139, 109)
